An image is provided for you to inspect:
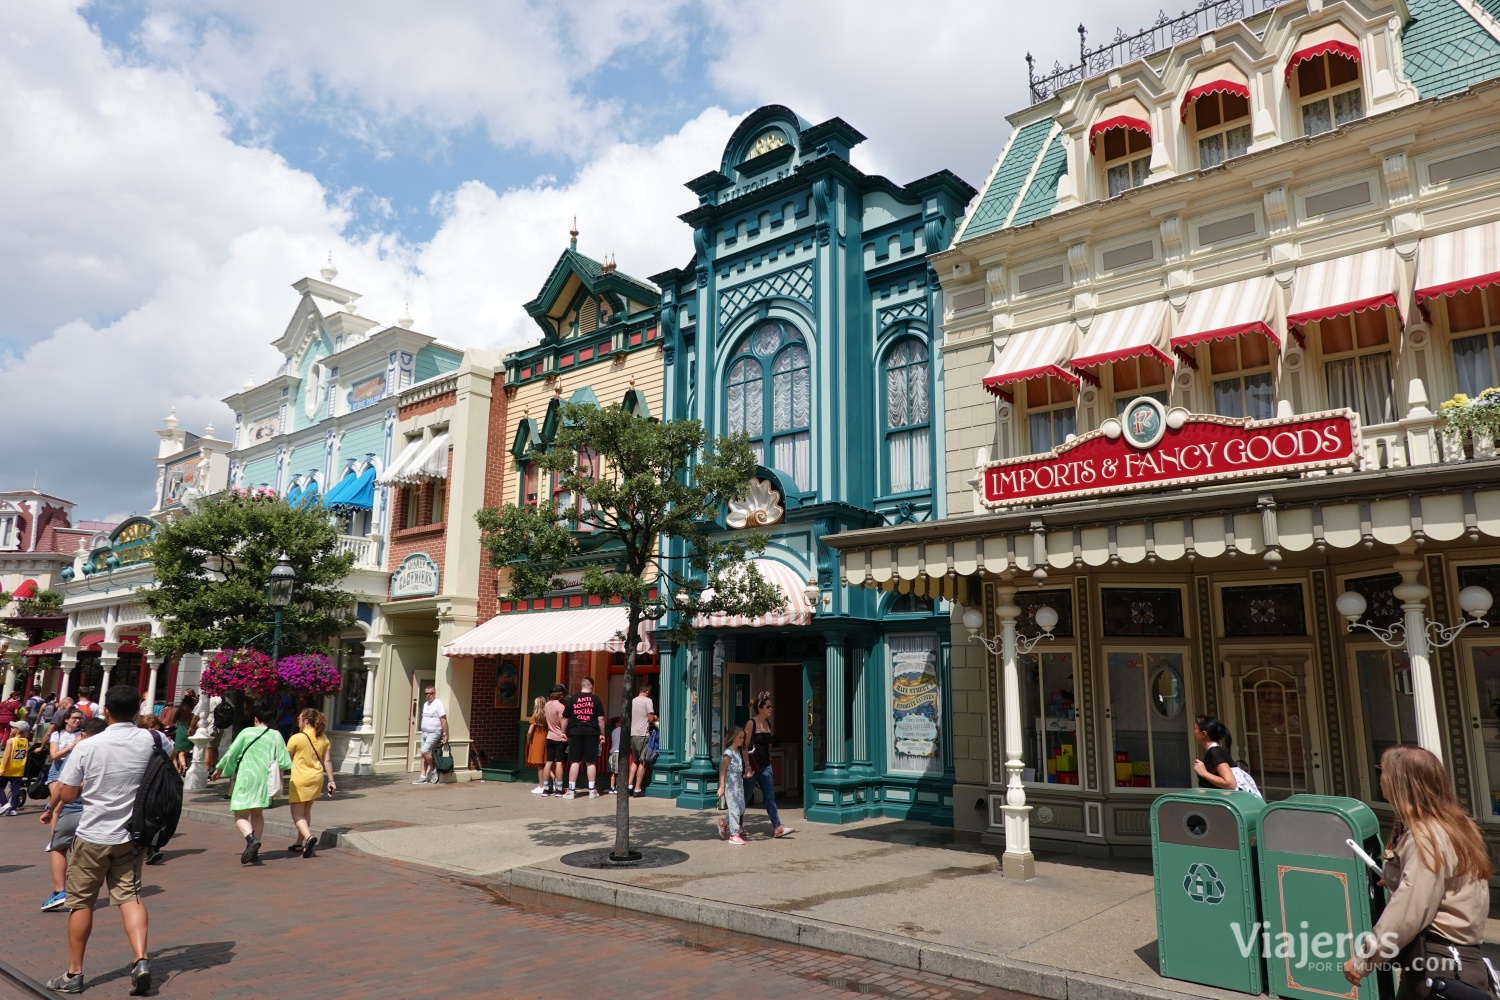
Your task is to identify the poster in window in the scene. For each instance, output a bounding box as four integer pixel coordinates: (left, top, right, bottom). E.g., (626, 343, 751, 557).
(890, 638, 941, 775)
(495, 660, 520, 710)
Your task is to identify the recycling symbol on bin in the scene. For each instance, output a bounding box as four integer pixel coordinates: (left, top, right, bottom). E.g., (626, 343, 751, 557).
(1183, 862, 1226, 905)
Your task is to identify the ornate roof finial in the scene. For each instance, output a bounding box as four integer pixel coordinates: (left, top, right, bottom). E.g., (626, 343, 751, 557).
(203, 422, 215, 437)
(569, 217, 578, 251)
(320, 251, 338, 282)
(243, 371, 255, 392)
(163, 407, 179, 430)
(398, 301, 414, 328)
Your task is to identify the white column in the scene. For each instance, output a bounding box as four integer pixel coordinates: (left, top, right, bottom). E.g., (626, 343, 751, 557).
(98, 640, 119, 696)
(996, 574, 1035, 880)
(355, 646, 379, 776)
(184, 692, 215, 791)
(1394, 555, 1443, 761)
(144, 655, 162, 713)
(1, 662, 15, 701)
(58, 651, 77, 699)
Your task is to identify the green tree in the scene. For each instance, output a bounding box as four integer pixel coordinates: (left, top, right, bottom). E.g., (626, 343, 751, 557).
(142, 490, 357, 660)
(477, 402, 784, 859)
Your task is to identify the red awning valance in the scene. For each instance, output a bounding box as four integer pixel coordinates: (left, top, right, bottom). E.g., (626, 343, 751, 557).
(981, 322, 1081, 398)
(1180, 80, 1251, 121)
(1285, 40, 1360, 83)
(11, 579, 38, 599)
(1089, 116, 1151, 149)
(24, 635, 64, 656)
(1286, 248, 1401, 328)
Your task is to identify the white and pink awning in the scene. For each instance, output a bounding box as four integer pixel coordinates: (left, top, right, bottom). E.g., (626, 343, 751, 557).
(693, 558, 813, 629)
(981, 322, 1081, 397)
(1070, 299, 1174, 372)
(442, 604, 653, 657)
(1172, 275, 1281, 353)
(1286, 247, 1402, 328)
(1415, 221, 1500, 303)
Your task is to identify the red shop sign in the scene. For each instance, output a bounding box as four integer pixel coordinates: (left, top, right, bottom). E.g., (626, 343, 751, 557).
(981, 398, 1361, 508)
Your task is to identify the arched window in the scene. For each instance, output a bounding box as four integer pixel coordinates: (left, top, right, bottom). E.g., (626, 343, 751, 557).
(884, 339, 931, 494)
(725, 319, 812, 491)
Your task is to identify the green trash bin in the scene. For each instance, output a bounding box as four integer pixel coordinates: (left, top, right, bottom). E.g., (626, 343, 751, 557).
(1259, 795, 1391, 1000)
(1152, 788, 1268, 994)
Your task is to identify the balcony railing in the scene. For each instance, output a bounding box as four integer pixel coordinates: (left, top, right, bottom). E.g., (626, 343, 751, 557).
(336, 534, 383, 571)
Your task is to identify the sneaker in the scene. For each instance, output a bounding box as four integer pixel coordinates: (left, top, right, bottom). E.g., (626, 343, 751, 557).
(428, 774, 441, 784)
(530, 786, 546, 794)
(130, 958, 151, 996)
(3, 809, 16, 817)
(774, 826, 794, 838)
(716, 817, 728, 841)
(46, 972, 83, 993)
(561, 789, 576, 799)
(146, 848, 164, 866)
(728, 835, 746, 845)
(607, 787, 617, 794)
(588, 789, 600, 798)
(40, 890, 67, 912)
(412, 776, 428, 785)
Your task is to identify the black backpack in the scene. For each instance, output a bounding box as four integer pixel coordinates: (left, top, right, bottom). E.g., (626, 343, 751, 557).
(212, 701, 234, 731)
(129, 734, 183, 851)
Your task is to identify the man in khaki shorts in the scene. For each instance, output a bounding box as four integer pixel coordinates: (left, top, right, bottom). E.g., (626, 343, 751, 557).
(44, 684, 163, 995)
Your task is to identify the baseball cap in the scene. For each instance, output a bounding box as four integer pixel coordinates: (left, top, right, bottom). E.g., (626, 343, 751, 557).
(10, 720, 29, 732)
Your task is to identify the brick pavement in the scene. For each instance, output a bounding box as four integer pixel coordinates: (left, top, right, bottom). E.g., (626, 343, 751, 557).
(0, 817, 1039, 1000)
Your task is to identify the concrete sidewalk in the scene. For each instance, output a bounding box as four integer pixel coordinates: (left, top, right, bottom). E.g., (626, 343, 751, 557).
(179, 775, 1500, 1000)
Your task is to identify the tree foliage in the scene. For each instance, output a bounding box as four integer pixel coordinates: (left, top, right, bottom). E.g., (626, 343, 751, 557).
(476, 402, 785, 856)
(142, 491, 358, 658)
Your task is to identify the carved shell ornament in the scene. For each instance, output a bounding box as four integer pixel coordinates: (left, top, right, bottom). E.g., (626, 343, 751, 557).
(726, 478, 784, 529)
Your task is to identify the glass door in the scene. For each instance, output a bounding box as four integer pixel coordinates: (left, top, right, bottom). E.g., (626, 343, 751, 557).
(1463, 643, 1500, 822)
(803, 661, 826, 789)
(1236, 661, 1316, 800)
(408, 669, 435, 773)
(1352, 647, 1414, 803)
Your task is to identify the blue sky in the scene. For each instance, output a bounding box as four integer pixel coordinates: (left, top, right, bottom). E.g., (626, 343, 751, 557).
(0, 0, 1165, 518)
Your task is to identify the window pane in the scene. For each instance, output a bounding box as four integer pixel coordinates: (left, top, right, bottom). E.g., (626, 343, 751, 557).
(1214, 377, 1244, 418)
(1358, 352, 1396, 424)
(1209, 337, 1239, 374)
(889, 429, 911, 494)
(1226, 124, 1252, 160)
(1453, 334, 1495, 397)
(1108, 652, 1150, 786)
(1107, 162, 1133, 198)
(1022, 651, 1078, 785)
(1354, 308, 1389, 348)
(1449, 289, 1487, 333)
(1325, 357, 1359, 413)
(1132, 157, 1150, 187)
(1470, 646, 1500, 817)
(727, 378, 745, 435)
(1320, 314, 1354, 355)
(1358, 648, 1413, 801)
(753, 324, 780, 357)
(1246, 372, 1275, 419)
(1053, 406, 1075, 442)
(773, 431, 811, 491)
(886, 360, 908, 429)
(792, 356, 810, 427)
(1199, 134, 1226, 170)
(908, 346, 929, 425)
(909, 426, 931, 491)
(773, 367, 792, 432)
(747, 370, 763, 438)
(1147, 653, 1191, 788)
(1302, 99, 1332, 137)
(1333, 89, 1363, 127)
(1030, 412, 1055, 454)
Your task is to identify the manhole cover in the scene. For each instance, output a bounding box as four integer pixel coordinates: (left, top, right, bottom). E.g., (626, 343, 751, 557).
(559, 847, 689, 870)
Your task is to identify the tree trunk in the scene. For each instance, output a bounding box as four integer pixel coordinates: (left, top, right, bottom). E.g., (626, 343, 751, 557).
(613, 602, 642, 859)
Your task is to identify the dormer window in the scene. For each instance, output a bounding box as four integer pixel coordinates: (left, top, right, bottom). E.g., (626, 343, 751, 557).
(1191, 89, 1251, 169)
(1091, 117, 1152, 198)
(1292, 45, 1362, 137)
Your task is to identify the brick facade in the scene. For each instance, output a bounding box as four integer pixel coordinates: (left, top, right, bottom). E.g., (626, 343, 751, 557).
(467, 655, 520, 770)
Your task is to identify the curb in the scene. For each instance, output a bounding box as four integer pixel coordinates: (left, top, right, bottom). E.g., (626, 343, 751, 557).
(500, 865, 1205, 1000)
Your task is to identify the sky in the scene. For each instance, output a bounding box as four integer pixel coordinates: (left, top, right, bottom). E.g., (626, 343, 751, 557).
(3, 0, 1171, 520)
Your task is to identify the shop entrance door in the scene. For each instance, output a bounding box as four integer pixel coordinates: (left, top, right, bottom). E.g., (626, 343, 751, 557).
(408, 670, 435, 773)
(520, 654, 557, 776)
(1226, 653, 1323, 799)
(803, 660, 826, 793)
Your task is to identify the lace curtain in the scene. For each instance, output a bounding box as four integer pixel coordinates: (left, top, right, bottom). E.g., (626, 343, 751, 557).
(1325, 352, 1394, 426)
(727, 358, 762, 439)
(885, 341, 930, 493)
(773, 345, 809, 433)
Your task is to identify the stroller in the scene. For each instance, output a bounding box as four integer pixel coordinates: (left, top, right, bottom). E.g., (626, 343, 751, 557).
(16, 735, 51, 810)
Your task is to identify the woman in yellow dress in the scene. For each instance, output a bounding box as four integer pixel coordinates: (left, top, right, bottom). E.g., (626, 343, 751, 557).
(286, 708, 335, 857)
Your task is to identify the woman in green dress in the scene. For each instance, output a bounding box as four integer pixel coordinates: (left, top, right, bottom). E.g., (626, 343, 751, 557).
(210, 697, 292, 865)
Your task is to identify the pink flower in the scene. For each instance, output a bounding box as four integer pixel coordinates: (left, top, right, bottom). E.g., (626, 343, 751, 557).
(276, 653, 341, 695)
(200, 648, 278, 697)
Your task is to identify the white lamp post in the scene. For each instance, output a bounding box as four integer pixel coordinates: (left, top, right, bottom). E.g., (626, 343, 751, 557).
(962, 574, 1056, 880)
(1336, 559, 1491, 762)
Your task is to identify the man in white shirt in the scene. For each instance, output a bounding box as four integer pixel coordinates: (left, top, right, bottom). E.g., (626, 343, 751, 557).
(415, 686, 448, 785)
(44, 684, 158, 996)
(628, 682, 657, 797)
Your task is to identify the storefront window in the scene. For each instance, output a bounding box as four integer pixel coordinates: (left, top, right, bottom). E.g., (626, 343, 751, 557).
(336, 640, 366, 729)
(1470, 645, 1500, 818)
(889, 634, 941, 775)
(1021, 650, 1079, 786)
(1355, 647, 1413, 802)
(1107, 650, 1191, 788)
(1221, 583, 1306, 637)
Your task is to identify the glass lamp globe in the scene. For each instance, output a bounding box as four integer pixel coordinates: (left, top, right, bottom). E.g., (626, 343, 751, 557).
(1458, 585, 1493, 618)
(961, 607, 984, 634)
(1335, 591, 1367, 622)
(803, 578, 821, 608)
(1033, 605, 1060, 633)
(267, 552, 296, 608)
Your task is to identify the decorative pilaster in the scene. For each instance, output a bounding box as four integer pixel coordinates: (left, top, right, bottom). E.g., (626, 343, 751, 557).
(824, 635, 848, 772)
(851, 640, 872, 769)
(676, 635, 719, 808)
(996, 575, 1035, 880)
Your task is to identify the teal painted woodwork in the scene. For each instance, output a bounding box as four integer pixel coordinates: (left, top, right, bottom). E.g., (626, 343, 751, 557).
(961, 119, 1053, 240)
(414, 345, 461, 383)
(240, 455, 277, 488)
(1010, 132, 1069, 227)
(337, 420, 385, 470)
(288, 441, 324, 480)
(1402, 0, 1500, 97)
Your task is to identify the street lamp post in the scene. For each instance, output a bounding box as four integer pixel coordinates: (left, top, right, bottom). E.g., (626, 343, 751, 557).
(267, 552, 296, 662)
(1336, 557, 1491, 762)
(962, 574, 1057, 881)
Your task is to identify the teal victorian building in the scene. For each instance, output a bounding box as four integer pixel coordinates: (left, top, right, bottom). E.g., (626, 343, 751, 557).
(651, 106, 975, 824)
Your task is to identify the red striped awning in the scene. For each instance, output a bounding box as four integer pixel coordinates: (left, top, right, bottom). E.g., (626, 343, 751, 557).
(441, 605, 653, 657)
(981, 322, 1081, 398)
(1415, 221, 1500, 303)
(693, 559, 813, 629)
(1070, 300, 1174, 371)
(1089, 116, 1151, 149)
(1287, 248, 1401, 328)
(1180, 80, 1251, 121)
(1286, 39, 1360, 83)
(1172, 276, 1280, 352)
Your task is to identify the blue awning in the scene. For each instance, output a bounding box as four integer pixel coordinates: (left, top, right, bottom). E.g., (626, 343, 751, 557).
(285, 483, 303, 506)
(297, 480, 321, 508)
(325, 467, 376, 512)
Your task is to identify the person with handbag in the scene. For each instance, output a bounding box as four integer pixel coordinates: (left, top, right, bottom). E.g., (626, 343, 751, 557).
(1344, 745, 1493, 998)
(285, 708, 335, 858)
(209, 697, 292, 866)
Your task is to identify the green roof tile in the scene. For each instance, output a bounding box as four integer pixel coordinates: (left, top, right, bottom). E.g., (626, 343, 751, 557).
(1009, 134, 1069, 227)
(1402, 0, 1500, 98)
(961, 119, 1053, 240)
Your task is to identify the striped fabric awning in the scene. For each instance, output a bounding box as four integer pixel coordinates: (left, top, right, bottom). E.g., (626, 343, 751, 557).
(693, 558, 813, 629)
(1415, 221, 1500, 303)
(1286, 248, 1402, 327)
(1070, 299, 1173, 371)
(981, 322, 1080, 397)
(378, 432, 451, 485)
(1172, 276, 1280, 352)
(442, 605, 653, 657)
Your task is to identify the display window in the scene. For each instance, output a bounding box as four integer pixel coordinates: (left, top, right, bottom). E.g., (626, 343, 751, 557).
(1106, 649, 1192, 789)
(1352, 646, 1413, 804)
(1021, 650, 1081, 787)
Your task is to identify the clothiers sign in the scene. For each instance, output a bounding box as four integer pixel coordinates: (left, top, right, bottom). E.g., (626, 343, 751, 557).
(390, 552, 440, 599)
(981, 398, 1361, 508)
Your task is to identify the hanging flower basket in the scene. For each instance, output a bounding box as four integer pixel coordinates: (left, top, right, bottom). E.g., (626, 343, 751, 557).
(200, 648, 279, 698)
(276, 653, 342, 696)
